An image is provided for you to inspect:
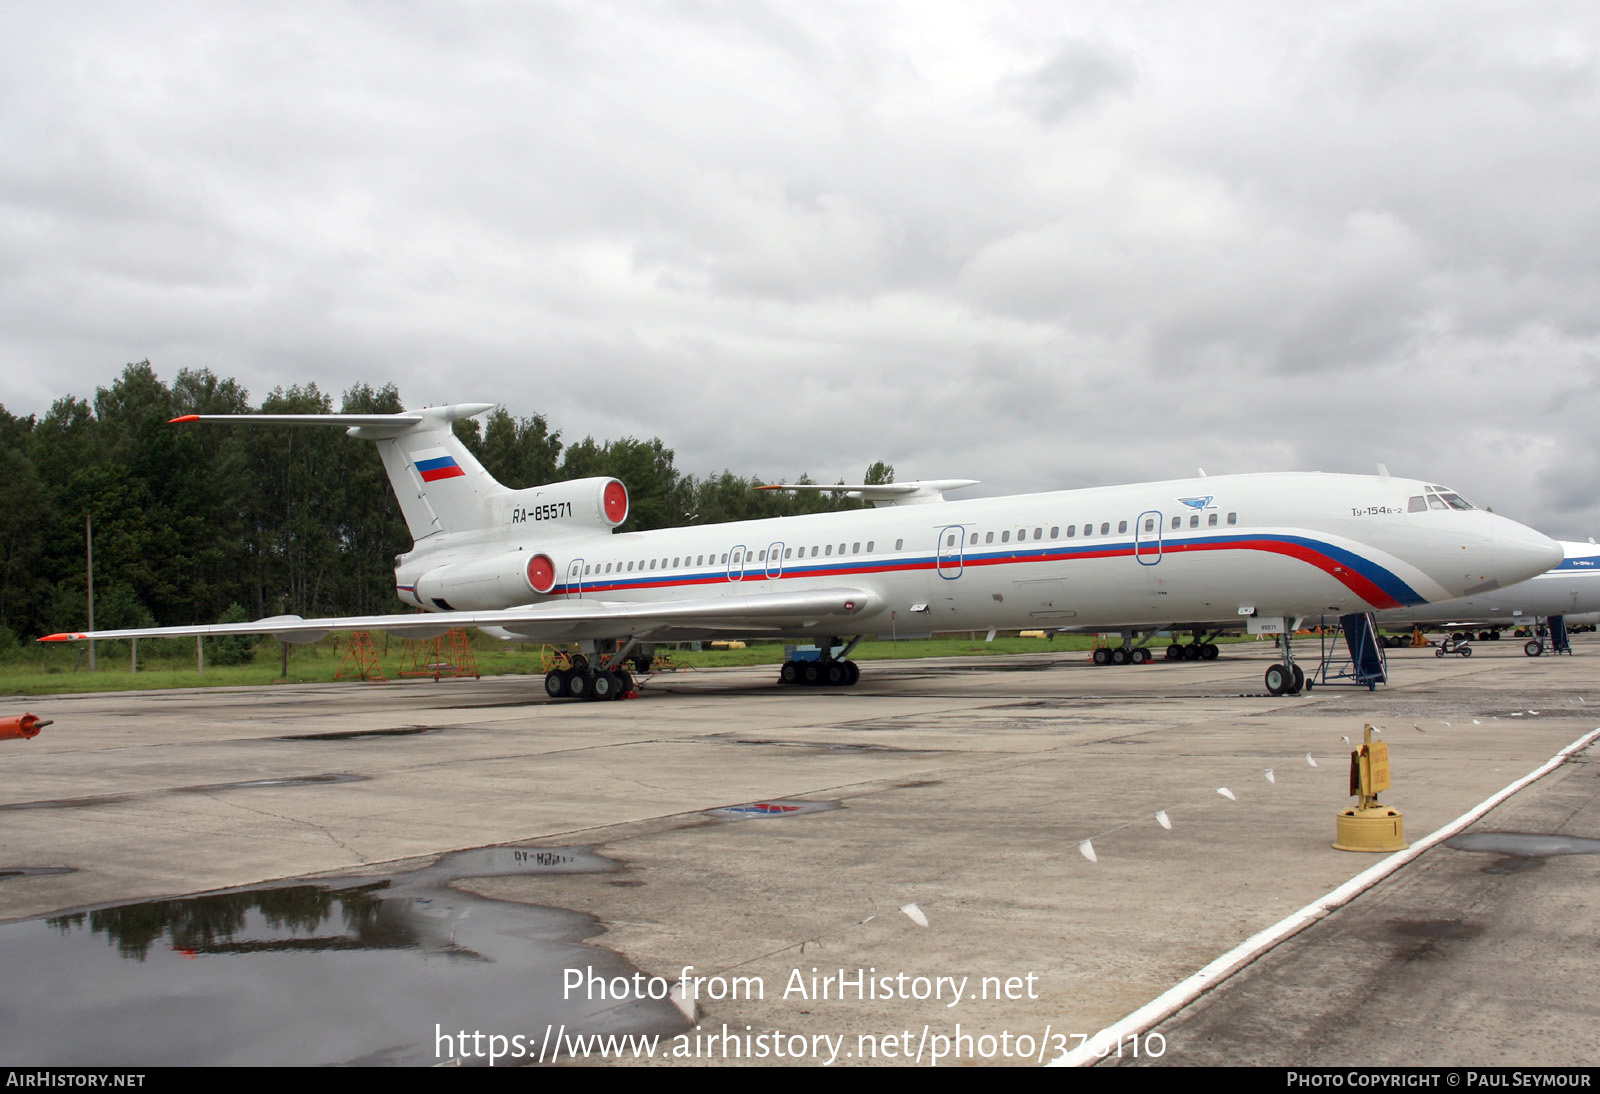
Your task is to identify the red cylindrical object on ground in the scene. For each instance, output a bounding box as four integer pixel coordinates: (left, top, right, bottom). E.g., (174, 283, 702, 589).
(0, 714, 48, 740)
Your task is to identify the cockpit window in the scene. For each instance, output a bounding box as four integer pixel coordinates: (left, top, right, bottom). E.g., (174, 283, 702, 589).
(1408, 496, 1426, 513)
(1425, 486, 1477, 511)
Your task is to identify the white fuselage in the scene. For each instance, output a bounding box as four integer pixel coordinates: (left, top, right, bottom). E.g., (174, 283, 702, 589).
(392, 472, 1561, 644)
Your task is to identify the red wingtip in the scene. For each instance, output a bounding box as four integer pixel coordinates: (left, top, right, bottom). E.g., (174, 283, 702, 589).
(38, 633, 84, 642)
(169, 414, 200, 423)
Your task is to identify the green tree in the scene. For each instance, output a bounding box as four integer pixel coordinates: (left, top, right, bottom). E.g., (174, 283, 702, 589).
(167, 368, 253, 622)
(206, 603, 260, 666)
(29, 396, 95, 503)
(560, 436, 684, 531)
(244, 384, 339, 617)
(333, 383, 410, 615)
(478, 408, 562, 488)
(0, 406, 51, 635)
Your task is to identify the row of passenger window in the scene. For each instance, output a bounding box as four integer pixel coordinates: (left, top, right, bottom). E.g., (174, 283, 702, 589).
(962, 512, 1241, 545)
(584, 511, 1244, 578)
(583, 539, 904, 577)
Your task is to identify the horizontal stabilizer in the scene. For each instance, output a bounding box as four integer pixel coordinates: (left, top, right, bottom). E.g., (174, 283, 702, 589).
(756, 479, 978, 507)
(175, 403, 502, 540)
(170, 403, 495, 440)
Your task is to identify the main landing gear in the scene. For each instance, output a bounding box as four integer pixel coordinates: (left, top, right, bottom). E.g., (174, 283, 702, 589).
(1091, 629, 1224, 666)
(1092, 646, 1152, 665)
(543, 650, 638, 702)
(778, 636, 863, 687)
(1161, 641, 1221, 662)
(779, 659, 861, 686)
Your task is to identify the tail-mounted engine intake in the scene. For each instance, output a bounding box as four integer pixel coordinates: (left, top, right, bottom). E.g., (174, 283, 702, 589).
(412, 550, 562, 611)
(504, 477, 628, 530)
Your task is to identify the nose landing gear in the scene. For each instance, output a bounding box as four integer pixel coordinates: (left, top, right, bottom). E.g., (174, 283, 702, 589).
(1264, 626, 1306, 696)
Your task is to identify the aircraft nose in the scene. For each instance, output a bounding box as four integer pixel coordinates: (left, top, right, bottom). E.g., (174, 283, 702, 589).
(1444, 515, 1562, 598)
(1493, 522, 1563, 587)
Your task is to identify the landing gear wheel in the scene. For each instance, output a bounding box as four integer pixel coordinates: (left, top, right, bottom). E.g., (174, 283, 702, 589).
(780, 661, 801, 685)
(1164, 645, 1179, 660)
(544, 669, 570, 699)
(843, 661, 860, 686)
(1093, 648, 1111, 666)
(1131, 648, 1151, 665)
(1264, 664, 1290, 695)
(802, 662, 822, 685)
(567, 672, 591, 700)
(1291, 665, 1305, 693)
(1181, 644, 1201, 661)
(1525, 640, 1543, 657)
(825, 662, 847, 686)
(614, 670, 635, 694)
(1201, 644, 1220, 661)
(1110, 647, 1129, 666)
(591, 671, 619, 701)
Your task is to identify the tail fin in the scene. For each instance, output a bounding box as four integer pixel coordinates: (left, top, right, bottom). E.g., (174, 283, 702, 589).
(172, 403, 504, 541)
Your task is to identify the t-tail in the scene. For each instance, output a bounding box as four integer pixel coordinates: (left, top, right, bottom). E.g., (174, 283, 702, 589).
(170, 403, 629, 544)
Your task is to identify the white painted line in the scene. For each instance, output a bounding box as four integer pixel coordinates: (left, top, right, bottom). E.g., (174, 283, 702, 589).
(1052, 725, 1600, 1067)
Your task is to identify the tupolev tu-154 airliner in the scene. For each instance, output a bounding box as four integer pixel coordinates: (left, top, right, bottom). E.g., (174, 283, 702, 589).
(41, 403, 1562, 699)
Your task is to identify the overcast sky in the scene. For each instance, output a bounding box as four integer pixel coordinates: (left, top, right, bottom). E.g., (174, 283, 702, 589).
(3, 2, 1598, 536)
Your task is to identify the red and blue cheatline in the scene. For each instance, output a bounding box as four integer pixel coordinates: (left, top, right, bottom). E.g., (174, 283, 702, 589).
(413, 448, 466, 483)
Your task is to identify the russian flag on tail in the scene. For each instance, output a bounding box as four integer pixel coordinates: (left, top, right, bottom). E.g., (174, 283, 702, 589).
(412, 447, 465, 483)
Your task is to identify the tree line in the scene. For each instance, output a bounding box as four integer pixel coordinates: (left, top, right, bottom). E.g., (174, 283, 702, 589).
(0, 361, 892, 641)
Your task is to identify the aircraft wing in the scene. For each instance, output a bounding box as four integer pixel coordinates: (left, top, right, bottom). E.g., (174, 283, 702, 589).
(39, 587, 879, 645)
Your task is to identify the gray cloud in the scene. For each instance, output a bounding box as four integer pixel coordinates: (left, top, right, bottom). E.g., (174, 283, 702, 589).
(2, 1, 1599, 540)
(1004, 38, 1138, 123)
